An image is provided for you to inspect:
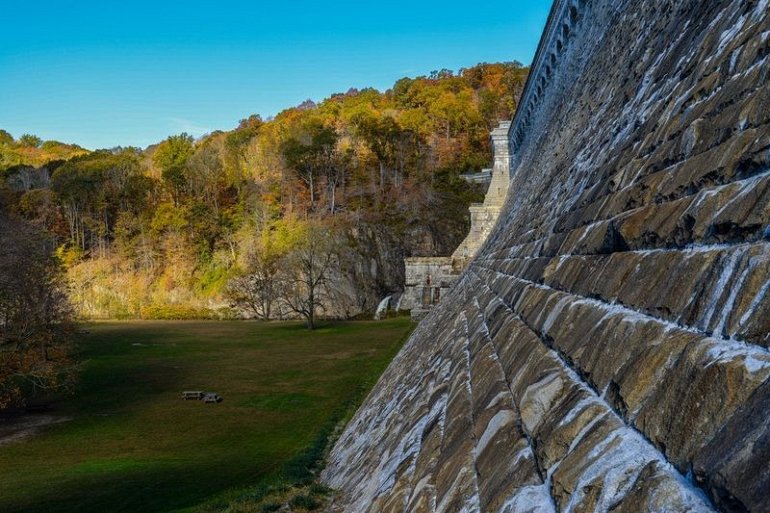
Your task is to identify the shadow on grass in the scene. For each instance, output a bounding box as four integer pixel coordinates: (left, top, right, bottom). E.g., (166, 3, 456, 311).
(3, 416, 336, 513)
(72, 358, 188, 416)
(236, 392, 320, 411)
(196, 406, 346, 513)
(1, 459, 272, 513)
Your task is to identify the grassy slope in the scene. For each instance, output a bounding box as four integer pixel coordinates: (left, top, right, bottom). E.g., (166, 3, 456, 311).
(0, 319, 413, 513)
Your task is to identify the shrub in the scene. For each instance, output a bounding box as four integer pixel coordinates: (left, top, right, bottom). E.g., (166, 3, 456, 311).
(139, 304, 215, 320)
(259, 501, 281, 513)
(308, 483, 331, 496)
(289, 494, 320, 510)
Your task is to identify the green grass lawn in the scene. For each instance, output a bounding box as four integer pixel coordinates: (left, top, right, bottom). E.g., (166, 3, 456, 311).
(0, 318, 413, 513)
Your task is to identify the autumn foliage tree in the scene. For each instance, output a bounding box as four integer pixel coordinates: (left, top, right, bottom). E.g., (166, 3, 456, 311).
(277, 220, 339, 329)
(153, 133, 195, 204)
(0, 212, 77, 408)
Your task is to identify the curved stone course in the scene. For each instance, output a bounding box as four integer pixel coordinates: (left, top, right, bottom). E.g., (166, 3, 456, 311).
(323, 0, 770, 511)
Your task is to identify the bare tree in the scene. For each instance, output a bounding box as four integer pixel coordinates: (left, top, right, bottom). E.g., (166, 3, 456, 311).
(277, 223, 338, 329)
(227, 250, 281, 320)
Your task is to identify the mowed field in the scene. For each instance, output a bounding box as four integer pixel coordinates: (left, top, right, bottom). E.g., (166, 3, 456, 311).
(0, 318, 414, 513)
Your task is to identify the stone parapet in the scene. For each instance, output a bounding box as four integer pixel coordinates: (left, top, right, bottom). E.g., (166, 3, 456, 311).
(509, 0, 585, 163)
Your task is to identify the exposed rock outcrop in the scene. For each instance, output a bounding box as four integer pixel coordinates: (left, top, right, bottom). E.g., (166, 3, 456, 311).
(323, 0, 770, 511)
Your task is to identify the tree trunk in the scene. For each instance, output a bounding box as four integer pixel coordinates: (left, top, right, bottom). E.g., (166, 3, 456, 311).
(307, 312, 315, 330)
(307, 289, 315, 329)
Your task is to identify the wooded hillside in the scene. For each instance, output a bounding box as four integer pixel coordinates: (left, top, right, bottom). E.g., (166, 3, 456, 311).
(0, 62, 528, 320)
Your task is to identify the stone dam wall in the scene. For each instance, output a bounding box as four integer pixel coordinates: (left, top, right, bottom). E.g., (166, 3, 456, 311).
(322, 0, 770, 511)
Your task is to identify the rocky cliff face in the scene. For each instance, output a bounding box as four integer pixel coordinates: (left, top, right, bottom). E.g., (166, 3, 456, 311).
(322, 0, 770, 511)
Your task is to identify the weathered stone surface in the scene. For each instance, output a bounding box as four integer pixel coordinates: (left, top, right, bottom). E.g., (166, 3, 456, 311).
(323, 0, 770, 511)
(693, 379, 770, 512)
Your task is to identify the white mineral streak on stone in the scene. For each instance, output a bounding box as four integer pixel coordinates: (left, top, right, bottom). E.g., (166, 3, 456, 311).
(409, 475, 434, 505)
(740, 53, 770, 79)
(568, 297, 650, 328)
(712, 252, 755, 338)
(540, 295, 572, 335)
(712, 171, 770, 219)
(511, 444, 534, 469)
(681, 242, 748, 255)
(739, 276, 770, 327)
(702, 338, 770, 377)
(527, 274, 770, 368)
(568, 411, 611, 454)
(500, 484, 557, 513)
(459, 314, 484, 512)
(373, 449, 401, 497)
(401, 394, 448, 486)
(564, 428, 710, 513)
(321, 326, 452, 511)
(702, 6, 729, 66)
(484, 390, 511, 410)
(554, 356, 711, 511)
(634, 68, 671, 125)
(563, 429, 647, 512)
(558, 396, 602, 428)
(730, 48, 741, 74)
(507, 242, 528, 259)
(531, 346, 714, 511)
(434, 467, 482, 513)
(462, 363, 473, 399)
(701, 247, 746, 332)
(520, 372, 564, 434)
(669, 80, 696, 116)
(749, 0, 767, 23)
(438, 358, 453, 382)
(476, 409, 516, 456)
(554, 253, 571, 273)
(690, 187, 722, 210)
(607, 167, 770, 234)
(499, 246, 736, 336)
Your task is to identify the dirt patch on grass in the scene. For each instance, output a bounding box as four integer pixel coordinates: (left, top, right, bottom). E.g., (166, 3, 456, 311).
(0, 414, 71, 446)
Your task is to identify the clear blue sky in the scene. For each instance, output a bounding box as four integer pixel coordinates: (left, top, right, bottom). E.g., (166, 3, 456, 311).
(0, 1, 551, 150)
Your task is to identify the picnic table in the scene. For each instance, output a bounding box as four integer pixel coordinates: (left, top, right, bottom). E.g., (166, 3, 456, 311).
(202, 393, 222, 403)
(181, 391, 222, 403)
